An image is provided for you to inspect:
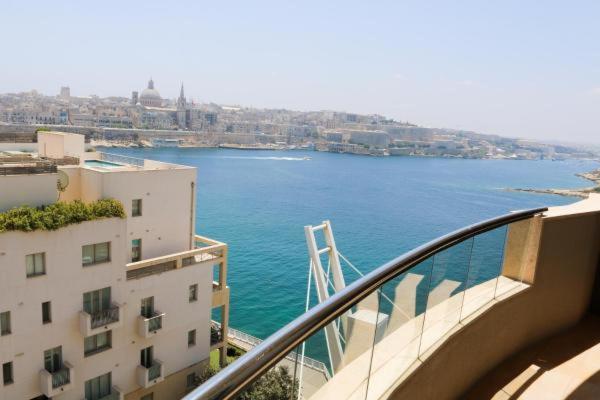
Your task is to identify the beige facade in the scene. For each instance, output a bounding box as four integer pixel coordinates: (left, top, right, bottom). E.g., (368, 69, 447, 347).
(0, 133, 229, 400)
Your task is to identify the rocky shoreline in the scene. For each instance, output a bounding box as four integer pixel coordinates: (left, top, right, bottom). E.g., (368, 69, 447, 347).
(509, 169, 600, 198)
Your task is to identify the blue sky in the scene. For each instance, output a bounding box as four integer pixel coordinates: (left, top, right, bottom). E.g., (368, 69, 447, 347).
(1, 0, 599, 143)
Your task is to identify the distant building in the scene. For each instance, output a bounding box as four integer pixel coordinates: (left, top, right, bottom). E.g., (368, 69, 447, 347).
(326, 132, 344, 143)
(59, 86, 70, 100)
(347, 130, 390, 148)
(131, 91, 139, 105)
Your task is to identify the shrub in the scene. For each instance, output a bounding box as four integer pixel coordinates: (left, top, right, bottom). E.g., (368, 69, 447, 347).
(0, 199, 125, 232)
(236, 366, 298, 400)
(195, 365, 219, 386)
(193, 365, 298, 400)
(227, 346, 243, 358)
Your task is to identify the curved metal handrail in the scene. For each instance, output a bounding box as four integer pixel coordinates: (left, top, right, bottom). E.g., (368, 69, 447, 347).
(184, 207, 547, 400)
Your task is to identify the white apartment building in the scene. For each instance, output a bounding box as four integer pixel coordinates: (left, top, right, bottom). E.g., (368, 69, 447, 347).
(0, 132, 229, 400)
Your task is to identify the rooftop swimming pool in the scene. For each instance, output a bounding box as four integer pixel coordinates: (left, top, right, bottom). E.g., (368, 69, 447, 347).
(84, 159, 124, 169)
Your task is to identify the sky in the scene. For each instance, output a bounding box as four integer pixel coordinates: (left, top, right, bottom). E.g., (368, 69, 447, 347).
(1, 0, 599, 144)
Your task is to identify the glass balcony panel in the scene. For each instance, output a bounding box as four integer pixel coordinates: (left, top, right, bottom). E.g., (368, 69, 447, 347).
(461, 225, 508, 319)
(419, 238, 473, 356)
(272, 293, 380, 400)
(148, 313, 162, 332)
(148, 362, 161, 381)
(364, 257, 433, 400)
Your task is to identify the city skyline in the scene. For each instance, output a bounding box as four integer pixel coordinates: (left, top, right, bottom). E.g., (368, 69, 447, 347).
(1, 1, 600, 144)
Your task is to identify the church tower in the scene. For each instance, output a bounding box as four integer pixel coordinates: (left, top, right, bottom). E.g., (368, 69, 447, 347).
(176, 83, 187, 129)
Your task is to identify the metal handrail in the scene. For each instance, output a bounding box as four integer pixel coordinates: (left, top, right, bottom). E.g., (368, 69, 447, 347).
(183, 207, 547, 400)
(90, 303, 120, 329)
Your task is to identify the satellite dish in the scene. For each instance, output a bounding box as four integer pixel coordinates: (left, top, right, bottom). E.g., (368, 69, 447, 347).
(57, 170, 69, 200)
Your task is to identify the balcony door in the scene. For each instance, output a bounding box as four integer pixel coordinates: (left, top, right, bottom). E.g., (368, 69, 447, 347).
(83, 287, 111, 314)
(44, 346, 62, 373)
(141, 297, 154, 318)
(140, 346, 153, 368)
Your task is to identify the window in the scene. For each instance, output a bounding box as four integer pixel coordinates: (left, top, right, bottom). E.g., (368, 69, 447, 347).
(141, 394, 153, 400)
(189, 284, 198, 302)
(0, 311, 10, 336)
(83, 287, 111, 314)
(42, 301, 52, 324)
(2, 362, 13, 385)
(85, 372, 111, 400)
(131, 239, 142, 262)
(84, 331, 112, 356)
(188, 329, 196, 347)
(140, 346, 153, 368)
(141, 297, 155, 319)
(82, 242, 110, 266)
(132, 199, 142, 217)
(26, 252, 46, 277)
(44, 346, 62, 373)
(186, 372, 196, 388)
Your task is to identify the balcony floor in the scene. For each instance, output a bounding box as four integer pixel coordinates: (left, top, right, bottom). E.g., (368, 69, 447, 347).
(464, 314, 600, 400)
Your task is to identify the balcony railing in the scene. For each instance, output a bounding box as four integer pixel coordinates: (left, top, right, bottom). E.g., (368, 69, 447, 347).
(40, 361, 74, 397)
(137, 360, 164, 388)
(90, 304, 120, 329)
(52, 367, 70, 389)
(0, 161, 57, 175)
(99, 152, 144, 168)
(148, 363, 162, 381)
(80, 303, 122, 337)
(126, 235, 226, 280)
(210, 321, 224, 347)
(148, 313, 163, 331)
(183, 208, 547, 400)
(138, 311, 165, 338)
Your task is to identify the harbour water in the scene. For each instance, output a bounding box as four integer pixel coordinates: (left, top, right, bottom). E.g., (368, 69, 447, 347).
(104, 147, 595, 341)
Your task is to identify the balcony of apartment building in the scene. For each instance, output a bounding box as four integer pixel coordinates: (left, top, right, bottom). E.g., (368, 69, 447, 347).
(137, 360, 164, 388)
(126, 235, 228, 303)
(79, 303, 123, 337)
(39, 361, 74, 397)
(137, 347, 164, 389)
(137, 296, 166, 338)
(126, 234, 231, 366)
(184, 196, 600, 400)
(210, 321, 225, 350)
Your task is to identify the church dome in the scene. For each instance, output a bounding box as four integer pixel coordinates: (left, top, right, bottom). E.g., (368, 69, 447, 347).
(140, 87, 161, 100)
(139, 78, 162, 107)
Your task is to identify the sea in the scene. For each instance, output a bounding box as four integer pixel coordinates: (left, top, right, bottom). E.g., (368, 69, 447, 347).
(103, 147, 596, 343)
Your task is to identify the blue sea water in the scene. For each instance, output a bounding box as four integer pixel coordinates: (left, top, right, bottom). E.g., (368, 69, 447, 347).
(104, 147, 596, 341)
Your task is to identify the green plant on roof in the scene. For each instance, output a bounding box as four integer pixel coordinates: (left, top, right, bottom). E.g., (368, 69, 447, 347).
(0, 199, 125, 232)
